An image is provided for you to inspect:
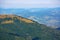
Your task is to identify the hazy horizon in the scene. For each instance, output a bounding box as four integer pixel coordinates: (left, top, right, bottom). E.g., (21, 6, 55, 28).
(0, 0, 60, 8)
(0, 0, 60, 28)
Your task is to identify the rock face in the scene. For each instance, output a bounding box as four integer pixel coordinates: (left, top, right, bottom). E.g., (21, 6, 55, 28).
(0, 15, 60, 40)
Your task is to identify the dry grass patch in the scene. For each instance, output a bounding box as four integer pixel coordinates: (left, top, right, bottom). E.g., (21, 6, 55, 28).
(1, 20, 14, 24)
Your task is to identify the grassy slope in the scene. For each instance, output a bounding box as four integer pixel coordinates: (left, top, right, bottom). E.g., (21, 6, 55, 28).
(0, 15, 60, 40)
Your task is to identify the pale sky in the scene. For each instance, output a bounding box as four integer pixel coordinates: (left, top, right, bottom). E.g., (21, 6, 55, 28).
(0, 0, 60, 8)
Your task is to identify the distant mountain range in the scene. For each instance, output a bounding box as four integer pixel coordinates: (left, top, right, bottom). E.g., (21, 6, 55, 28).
(0, 8, 60, 28)
(0, 15, 60, 40)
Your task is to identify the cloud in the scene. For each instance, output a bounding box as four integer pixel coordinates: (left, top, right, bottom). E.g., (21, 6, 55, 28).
(28, 16, 38, 21)
(28, 16, 35, 19)
(28, 16, 43, 22)
(43, 16, 55, 20)
(29, 9, 39, 12)
(44, 16, 50, 20)
(48, 19, 59, 23)
(41, 15, 60, 28)
(51, 9, 60, 15)
(46, 19, 60, 28)
(28, 16, 60, 28)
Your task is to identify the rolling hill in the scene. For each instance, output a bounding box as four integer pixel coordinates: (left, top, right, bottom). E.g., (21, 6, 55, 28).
(0, 14, 60, 40)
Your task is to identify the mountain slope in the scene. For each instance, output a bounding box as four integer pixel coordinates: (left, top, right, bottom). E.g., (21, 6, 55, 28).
(0, 15, 60, 40)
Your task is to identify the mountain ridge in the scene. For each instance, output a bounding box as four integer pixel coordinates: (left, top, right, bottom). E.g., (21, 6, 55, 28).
(0, 14, 60, 40)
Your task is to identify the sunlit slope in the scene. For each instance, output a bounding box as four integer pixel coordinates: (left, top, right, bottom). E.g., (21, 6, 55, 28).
(0, 15, 60, 40)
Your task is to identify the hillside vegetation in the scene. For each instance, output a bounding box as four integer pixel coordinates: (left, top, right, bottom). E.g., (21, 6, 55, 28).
(0, 15, 60, 40)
